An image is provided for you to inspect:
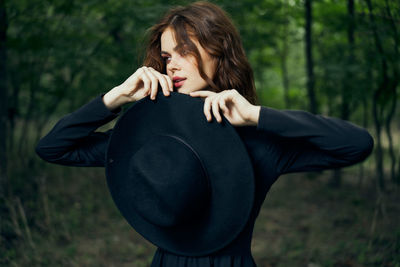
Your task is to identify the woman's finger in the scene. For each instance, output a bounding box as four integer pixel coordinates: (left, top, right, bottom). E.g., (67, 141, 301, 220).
(139, 67, 151, 97)
(148, 67, 170, 96)
(190, 90, 215, 98)
(219, 96, 229, 114)
(143, 67, 159, 100)
(203, 96, 213, 121)
(124, 68, 142, 96)
(211, 94, 223, 123)
(164, 74, 173, 92)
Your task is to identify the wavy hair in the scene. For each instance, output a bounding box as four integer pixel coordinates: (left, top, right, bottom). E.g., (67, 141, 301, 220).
(143, 1, 258, 105)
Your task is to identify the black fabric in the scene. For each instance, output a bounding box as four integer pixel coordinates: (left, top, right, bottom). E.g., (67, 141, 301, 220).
(151, 247, 257, 267)
(105, 92, 255, 256)
(35, 94, 374, 266)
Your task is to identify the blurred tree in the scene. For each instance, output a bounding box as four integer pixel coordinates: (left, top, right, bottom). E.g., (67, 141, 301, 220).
(0, 0, 8, 216)
(304, 0, 317, 114)
(330, 0, 356, 188)
(3, 0, 400, 265)
(363, 0, 399, 190)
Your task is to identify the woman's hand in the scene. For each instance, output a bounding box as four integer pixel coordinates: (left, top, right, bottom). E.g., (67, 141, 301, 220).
(189, 89, 260, 127)
(103, 66, 173, 111)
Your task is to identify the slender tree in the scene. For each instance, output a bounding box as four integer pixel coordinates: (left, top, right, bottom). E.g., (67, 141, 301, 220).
(383, 0, 399, 185)
(331, 0, 357, 188)
(280, 0, 291, 109)
(0, 0, 8, 246)
(304, 0, 317, 114)
(364, 0, 399, 190)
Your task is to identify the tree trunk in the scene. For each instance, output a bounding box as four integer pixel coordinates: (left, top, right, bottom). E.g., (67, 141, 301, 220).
(0, 0, 9, 245)
(280, 1, 291, 109)
(372, 90, 385, 190)
(384, 81, 397, 184)
(331, 0, 357, 188)
(397, 147, 400, 185)
(281, 32, 290, 109)
(358, 85, 369, 188)
(341, 0, 354, 122)
(383, 0, 399, 185)
(365, 0, 395, 191)
(8, 68, 20, 150)
(304, 0, 317, 114)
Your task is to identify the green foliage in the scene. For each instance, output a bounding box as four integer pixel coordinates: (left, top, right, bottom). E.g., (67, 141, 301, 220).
(7, 0, 398, 120)
(3, 0, 400, 265)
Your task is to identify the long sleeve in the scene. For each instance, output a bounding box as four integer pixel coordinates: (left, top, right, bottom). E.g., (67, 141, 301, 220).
(256, 106, 374, 175)
(35, 95, 121, 167)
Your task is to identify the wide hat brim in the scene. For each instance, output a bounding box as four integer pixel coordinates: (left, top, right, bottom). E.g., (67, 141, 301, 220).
(105, 91, 255, 256)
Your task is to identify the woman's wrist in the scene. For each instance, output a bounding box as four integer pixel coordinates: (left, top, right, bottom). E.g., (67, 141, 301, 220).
(103, 86, 125, 111)
(247, 105, 261, 126)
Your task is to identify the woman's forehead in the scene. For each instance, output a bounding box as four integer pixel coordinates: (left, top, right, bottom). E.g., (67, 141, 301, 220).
(161, 27, 203, 54)
(160, 28, 177, 52)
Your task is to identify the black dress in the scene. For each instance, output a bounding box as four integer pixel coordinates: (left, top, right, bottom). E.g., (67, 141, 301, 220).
(35, 95, 374, 267)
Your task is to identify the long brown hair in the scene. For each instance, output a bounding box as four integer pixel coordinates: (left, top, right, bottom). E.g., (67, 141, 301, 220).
(143, 1, 258, 105)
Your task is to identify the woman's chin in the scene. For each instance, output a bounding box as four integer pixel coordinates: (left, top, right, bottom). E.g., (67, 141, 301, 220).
(177, 88, 188, 94)
(177, 85, 203, 95)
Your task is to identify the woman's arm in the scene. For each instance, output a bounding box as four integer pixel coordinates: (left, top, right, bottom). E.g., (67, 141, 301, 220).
(36, 66, 173, 167)
(255, 106, 374, 175)
(187, 89, 373, 174)
(35, 95, 120, 167)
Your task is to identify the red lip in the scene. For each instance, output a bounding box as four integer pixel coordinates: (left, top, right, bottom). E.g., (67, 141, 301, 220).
(173, 77, 186, 88)
(173, 76, 186, 82)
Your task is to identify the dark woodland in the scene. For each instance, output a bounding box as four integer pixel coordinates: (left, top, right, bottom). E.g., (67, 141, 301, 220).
(1, 0, 399, 266)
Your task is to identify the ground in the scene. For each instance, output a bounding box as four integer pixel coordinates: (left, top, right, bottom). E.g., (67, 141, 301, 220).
(2, 163, 399, 267)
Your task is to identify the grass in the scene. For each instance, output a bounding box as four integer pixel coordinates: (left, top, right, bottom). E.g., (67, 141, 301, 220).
(2, 161, 399, 267)
(252, 169, 399, 267)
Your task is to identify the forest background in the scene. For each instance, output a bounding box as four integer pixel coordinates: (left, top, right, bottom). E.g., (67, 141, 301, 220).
(0, 0, 399, 266)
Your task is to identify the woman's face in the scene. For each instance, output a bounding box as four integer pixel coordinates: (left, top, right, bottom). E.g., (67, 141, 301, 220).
(160, 27, 217, 94)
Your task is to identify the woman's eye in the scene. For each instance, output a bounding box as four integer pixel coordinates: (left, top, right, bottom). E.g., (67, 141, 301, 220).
(162, 56, 171, 63)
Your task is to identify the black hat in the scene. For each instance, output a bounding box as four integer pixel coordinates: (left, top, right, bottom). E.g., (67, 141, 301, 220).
(105, 90, 255, 256)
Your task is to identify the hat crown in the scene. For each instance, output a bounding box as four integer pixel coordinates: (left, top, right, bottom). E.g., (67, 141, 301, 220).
(129, 134, 211, 227)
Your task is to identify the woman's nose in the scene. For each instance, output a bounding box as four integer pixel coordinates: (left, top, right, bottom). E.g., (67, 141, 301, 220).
(167, 57, 181, 72)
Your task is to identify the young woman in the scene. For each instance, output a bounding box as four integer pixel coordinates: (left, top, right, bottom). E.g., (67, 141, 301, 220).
(36, 1, 374, 266)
